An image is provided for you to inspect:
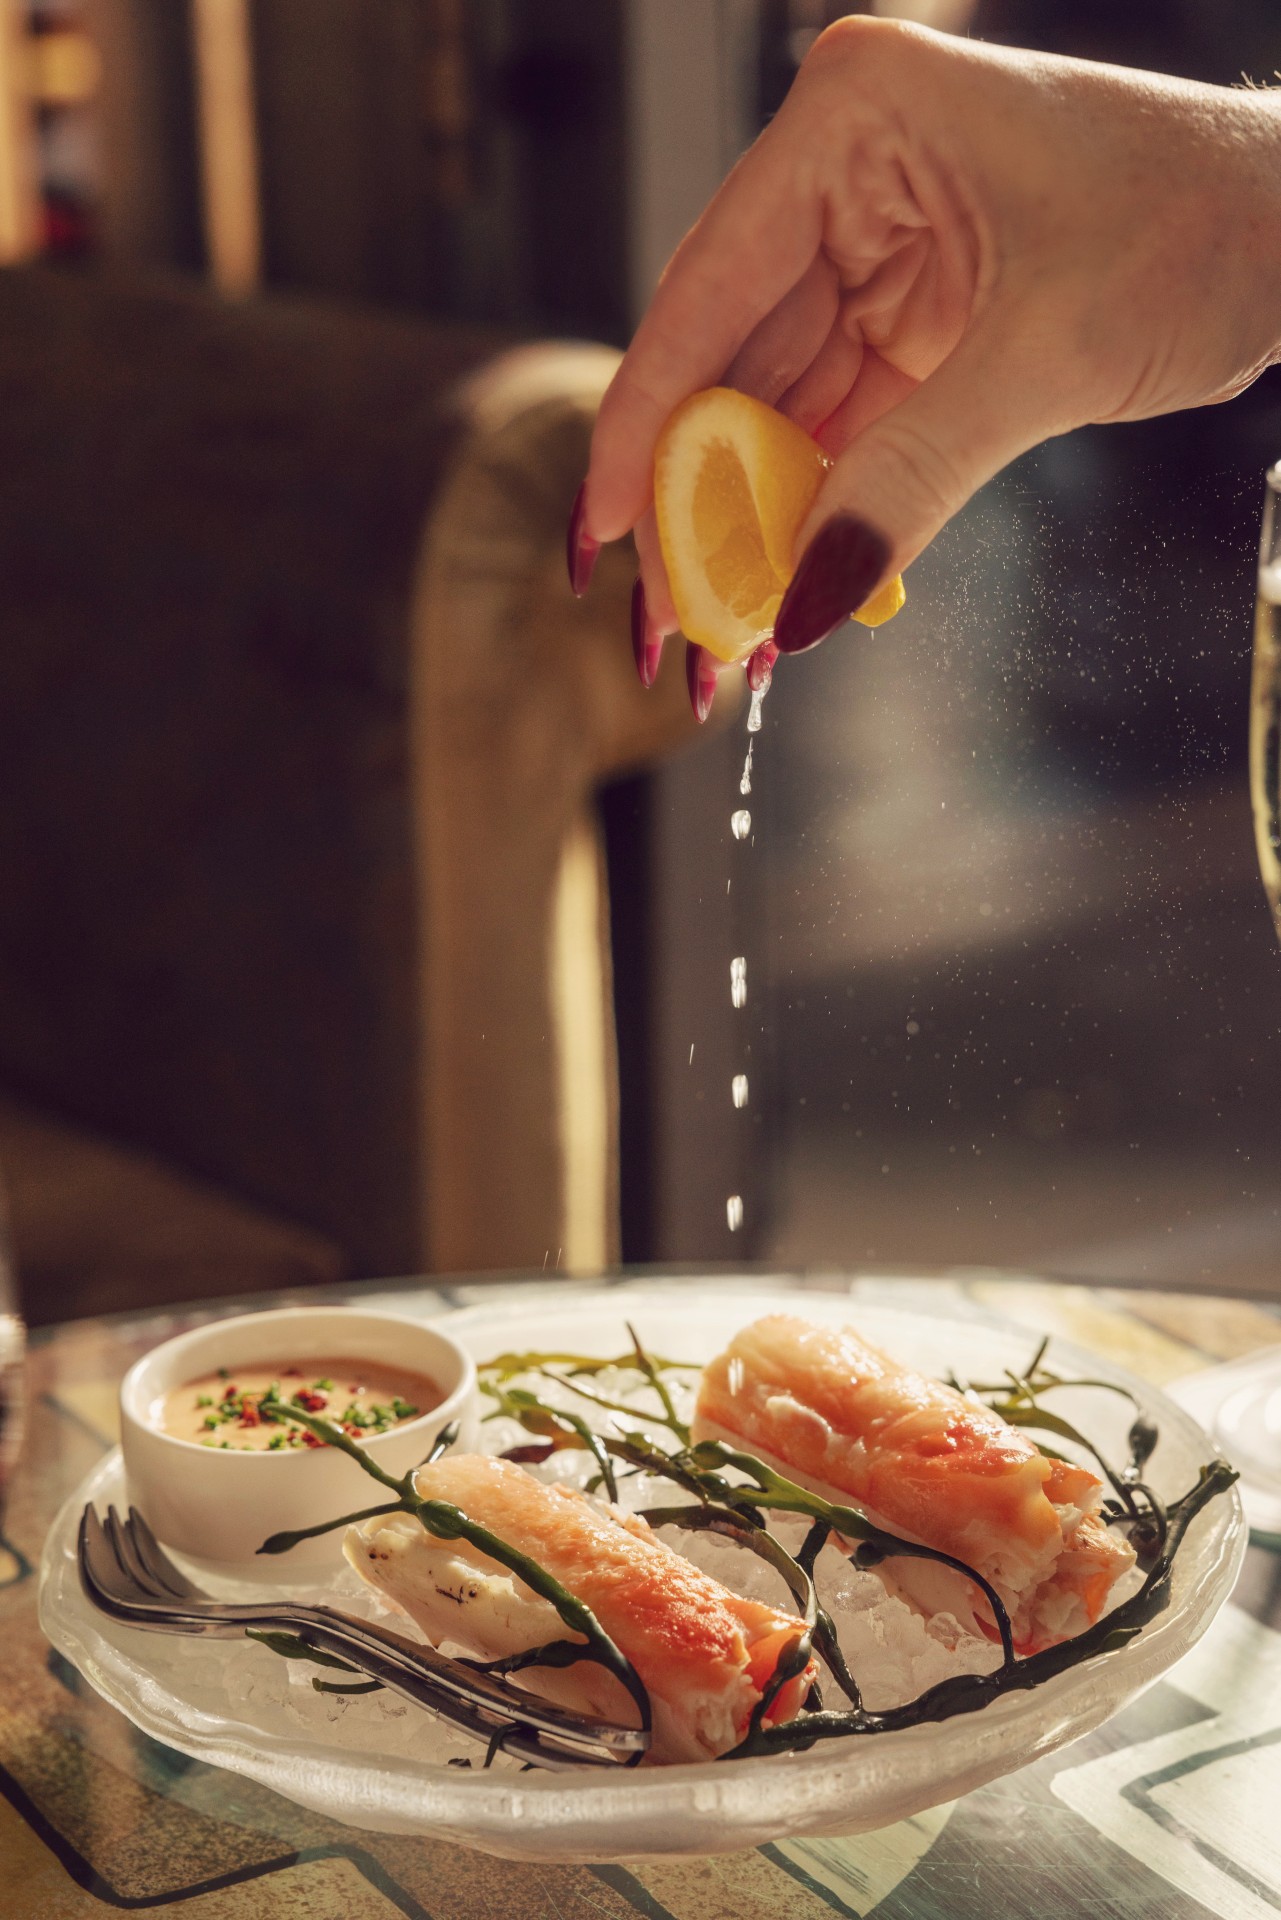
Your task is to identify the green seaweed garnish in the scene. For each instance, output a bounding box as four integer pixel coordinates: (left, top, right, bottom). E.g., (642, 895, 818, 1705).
(245, 1330, 1236, 1769)
(725, 1458, 1236, 1757)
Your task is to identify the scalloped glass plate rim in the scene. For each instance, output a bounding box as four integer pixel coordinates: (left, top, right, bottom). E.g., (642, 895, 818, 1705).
(38, 1285, 1246, 1862)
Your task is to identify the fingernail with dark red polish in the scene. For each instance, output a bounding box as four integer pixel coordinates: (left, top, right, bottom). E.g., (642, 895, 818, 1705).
(566, 480, 600, 598)
(747, 641, 778, 693)
(686, 642, 718, 723)
(773, 514, 890, 655)
(631, 578, 664, 688)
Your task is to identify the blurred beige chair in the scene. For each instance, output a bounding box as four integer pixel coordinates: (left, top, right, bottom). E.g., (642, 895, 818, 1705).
(0, 266, 702, 1320)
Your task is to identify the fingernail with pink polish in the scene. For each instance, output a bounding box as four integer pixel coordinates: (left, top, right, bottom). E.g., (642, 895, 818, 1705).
(773, 514, 890, 655)
(747, 641, 778, 693)
(566, 480, 601, 598)
(631, 579, 664, 688)
(686, 642, 718, 723)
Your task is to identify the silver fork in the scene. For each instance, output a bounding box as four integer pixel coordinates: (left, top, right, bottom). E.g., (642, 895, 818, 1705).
(78, 1504, 648, 1770)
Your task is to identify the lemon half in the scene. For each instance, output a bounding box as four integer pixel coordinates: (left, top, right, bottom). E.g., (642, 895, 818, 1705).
(653, 387, 904, 664)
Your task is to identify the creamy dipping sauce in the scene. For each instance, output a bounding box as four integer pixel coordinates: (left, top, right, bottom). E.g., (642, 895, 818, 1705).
(155, 1359, 442, 1451)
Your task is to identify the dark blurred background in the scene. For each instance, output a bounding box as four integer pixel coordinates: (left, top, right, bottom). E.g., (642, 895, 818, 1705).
(759, 0, 1281, 1297)
(0, 0, 1278, 1320)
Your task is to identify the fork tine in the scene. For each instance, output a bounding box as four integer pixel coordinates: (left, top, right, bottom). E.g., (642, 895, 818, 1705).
(79, 1505, 133, 1604)
(124, 1509, 202, 1601)
(102, 1506, 147, 1592)
(105, 1506, 173, 1601)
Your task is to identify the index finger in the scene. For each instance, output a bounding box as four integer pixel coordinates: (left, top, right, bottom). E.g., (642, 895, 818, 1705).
(585, 128, 824, 542)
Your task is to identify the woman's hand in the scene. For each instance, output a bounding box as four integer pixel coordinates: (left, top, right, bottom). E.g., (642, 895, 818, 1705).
(571, 18, 1281, 683)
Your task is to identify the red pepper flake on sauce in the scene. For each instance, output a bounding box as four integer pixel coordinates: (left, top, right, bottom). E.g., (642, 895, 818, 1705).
(165, 1359, 438, 1451)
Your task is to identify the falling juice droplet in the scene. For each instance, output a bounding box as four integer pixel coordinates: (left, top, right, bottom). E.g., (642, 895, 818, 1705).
(731, 809, 751, 840)
(732, 1074, 749, 1109)
(730, 956, 747, 1009)
(726, 1194, 744, 1232)
(740, 739, 754, 796)
(747, 687, 766, 733)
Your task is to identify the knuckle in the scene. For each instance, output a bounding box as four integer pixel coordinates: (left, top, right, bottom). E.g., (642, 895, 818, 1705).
(807, 14, 874, 62)
(804, 12, 928, 79)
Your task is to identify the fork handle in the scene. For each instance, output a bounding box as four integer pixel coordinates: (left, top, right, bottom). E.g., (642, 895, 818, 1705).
(261, 1601, 643, 1752)
(260, 1610, 618, 1767)
(271, 1604, 622, 1744)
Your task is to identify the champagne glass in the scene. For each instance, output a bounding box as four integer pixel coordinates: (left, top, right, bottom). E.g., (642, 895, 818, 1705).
(1157, 478, 1281, 1540)
(0, 1187, 23, 1538)
(1194, 464, 1281, 1539)
(1253, 467, 1281, 931)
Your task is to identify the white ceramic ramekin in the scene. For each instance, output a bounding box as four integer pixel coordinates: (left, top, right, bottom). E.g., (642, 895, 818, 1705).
(119, 1306, 478, 1567)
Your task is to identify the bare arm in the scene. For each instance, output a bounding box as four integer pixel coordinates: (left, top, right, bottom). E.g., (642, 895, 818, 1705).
(574, 20, 1281, 666)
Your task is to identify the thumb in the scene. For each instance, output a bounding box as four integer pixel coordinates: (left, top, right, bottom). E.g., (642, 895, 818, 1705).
(774, 325, 1060, 654)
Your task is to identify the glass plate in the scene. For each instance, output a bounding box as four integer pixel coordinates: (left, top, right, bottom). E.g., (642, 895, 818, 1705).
(1168, 1345, 1281, 1543)
(38, 1286, 1245, 1863)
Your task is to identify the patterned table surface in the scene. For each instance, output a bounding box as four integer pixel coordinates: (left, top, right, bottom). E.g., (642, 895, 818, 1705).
(3, 1268, 1280, 1920)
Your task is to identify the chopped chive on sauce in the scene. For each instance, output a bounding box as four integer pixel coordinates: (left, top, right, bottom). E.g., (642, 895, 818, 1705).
(158, 1358, 439, 1451)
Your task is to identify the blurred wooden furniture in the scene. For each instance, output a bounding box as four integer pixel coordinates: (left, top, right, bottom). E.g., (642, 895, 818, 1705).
(84, 1, 631, 335)
(0, 1093, 341, 1326)
(0, 264, 700, 1321)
